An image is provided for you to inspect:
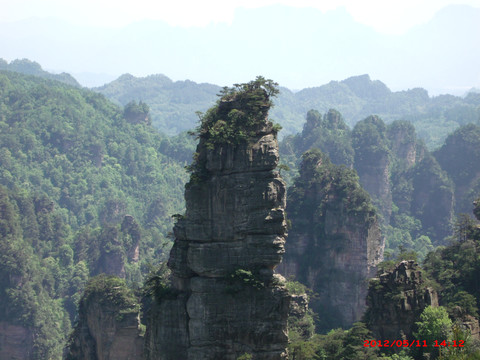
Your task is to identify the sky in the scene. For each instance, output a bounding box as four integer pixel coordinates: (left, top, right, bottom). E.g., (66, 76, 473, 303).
(3, 0, 480, 34)
(1, 0, 480, 94)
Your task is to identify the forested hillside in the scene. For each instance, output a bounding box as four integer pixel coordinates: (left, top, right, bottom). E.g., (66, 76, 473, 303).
(0, 58, 80, 87)
(1, 62, 480, 359)
(96, 71, 480, 149)
(0, 70, 190, 359)
(94, 73, 221, 135)
(3, 58, 479, 149)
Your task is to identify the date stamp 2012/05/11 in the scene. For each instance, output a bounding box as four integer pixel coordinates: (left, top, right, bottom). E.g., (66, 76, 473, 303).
(364, 340, 465, 348)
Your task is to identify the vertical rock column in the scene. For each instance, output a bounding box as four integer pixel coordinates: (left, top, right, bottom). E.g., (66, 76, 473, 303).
(146, 92, 290, 359)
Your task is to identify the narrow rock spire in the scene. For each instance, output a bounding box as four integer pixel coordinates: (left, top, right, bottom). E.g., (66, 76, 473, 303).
(145, 77, 290, 360)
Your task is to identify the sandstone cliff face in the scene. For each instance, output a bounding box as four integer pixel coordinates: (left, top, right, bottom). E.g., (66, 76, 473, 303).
(364, 260, 438, 340)
(353, 116, 392, 224)
(279, 149, 384, 332)
(65, 276, 143, 360)
(93, 215, 141, 278)
(280, 214, 384, 332)
(0, 322, 34, 359)
(145, 80, 290, 360)
(387, 121, 418, 170)
(356, 153, 392, 224)
(410, 156, 454, 243)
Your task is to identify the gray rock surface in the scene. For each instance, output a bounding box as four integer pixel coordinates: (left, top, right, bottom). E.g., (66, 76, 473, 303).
(65, 294, 144, 360)
(145, 102, 290, 359)
(277, 150, 384, 332)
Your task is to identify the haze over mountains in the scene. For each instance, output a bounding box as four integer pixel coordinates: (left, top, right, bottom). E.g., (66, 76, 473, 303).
(1, 4, 479, 95)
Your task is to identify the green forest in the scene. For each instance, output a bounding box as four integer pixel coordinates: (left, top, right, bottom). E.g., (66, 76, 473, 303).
(1, 61, 480, 359)
(0, 69, 189, 358)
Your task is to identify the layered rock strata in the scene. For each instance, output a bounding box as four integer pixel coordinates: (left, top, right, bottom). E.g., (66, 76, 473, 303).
(145, 83, 290, 359)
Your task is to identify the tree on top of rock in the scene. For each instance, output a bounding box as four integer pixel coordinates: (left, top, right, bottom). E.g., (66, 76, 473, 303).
(193, 76, 281, 149)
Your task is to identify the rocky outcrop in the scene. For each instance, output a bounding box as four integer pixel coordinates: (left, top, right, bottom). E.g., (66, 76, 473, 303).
(288, 293, 314, 340)
(65, 276, 143, 360)
(352, 115, 392, 224)
(92, 215, 141, 278)
(387, 121, 418, 170)
(410, 156, 454, 243)
(279, 149, 384, 332)
(434, 123, 480, 214)
(121, 215, 141, 263)
(144, 79, 290, 360)
(364, 260, 438, 340)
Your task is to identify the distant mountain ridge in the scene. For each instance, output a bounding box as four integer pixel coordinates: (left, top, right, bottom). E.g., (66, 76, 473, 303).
(0, 58, 80, 87)
(2, 57, 479, 148)
(94, 73, 220, 135)
(96, 72, 480, 148)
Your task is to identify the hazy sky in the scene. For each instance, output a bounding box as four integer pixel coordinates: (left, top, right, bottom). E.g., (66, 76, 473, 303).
(1, 0, 479, 94)
(3, 0, 480, 34)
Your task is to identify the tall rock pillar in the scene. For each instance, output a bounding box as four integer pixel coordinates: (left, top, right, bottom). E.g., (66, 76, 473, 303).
(145, 78, 290, 360)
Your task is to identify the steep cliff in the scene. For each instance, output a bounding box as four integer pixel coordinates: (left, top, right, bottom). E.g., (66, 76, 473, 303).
(144, 77, 290, 359)
(364, 260, 438, 340)
(387, 121, 418, 170)
(410, 155, 454, 243)
(352, 115, 392, 224)
(279, 149, 384, 332)
(65, 275, 143, 360)
(434, 123, 480, 214)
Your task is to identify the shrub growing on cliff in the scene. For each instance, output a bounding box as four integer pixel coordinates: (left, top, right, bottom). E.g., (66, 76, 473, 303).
(191, 76, 280, 149)
(142, 262, 174, 303)
(81, 274, 139, 315)
(185, 77, 281, 183)
(225, 268, 265, 294)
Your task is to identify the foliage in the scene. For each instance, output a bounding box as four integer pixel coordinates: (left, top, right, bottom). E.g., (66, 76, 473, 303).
(96, 71, 480, 149)
(286, 322, 384, 360)
(0, 70, 187, 267)
(142, 262, 174, 304)
(0, 70, 188, 231)
(95, 72, 221, 135)
(286, 280, 309, 296)
(286, 148, 378, 330)
(192, 76, 280, 149)
(123, 100, 151, 125)
(287, 280, 317, 355)
(423, 212, 480, 322)
(237, 353, 253, 360)
(413, 306, 452, 359)
(0, 186, 73, 359)
(434, 123, 480, 214)
(288, 148, 377, 237)
(352, 115, 390, 163)
(225, 268, 265, 294)
(0, 58, 80, 87)
(312, 323, 380, 360)
(0, 70, 191, 357)
(281, 109, 354, 168)
(81, 274, 139, 313)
